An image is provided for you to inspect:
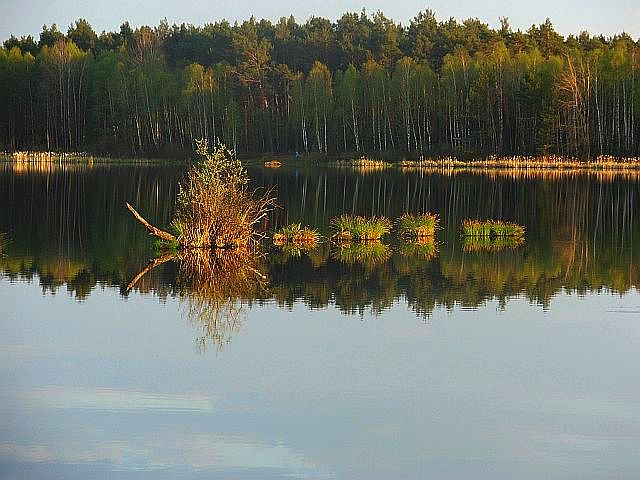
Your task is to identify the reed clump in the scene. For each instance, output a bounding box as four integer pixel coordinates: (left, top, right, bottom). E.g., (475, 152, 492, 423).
(329, 215, 392, 242)
(272, 223, 320, 248)
(461, 220, 525, 238)
(396, 212, 439, 239)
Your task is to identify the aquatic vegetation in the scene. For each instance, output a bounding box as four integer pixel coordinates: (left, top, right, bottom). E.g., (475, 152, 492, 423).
(396, 213, 439, 238)
(128, 140, 276, 250)
(272, 223, 321, 247)
(461, 220, 525, 238)
(399, 238, 439, 260)
(332, 158, 391, 174)
(332, 241, 391, 267)
(329, 215, 392, 242)
(462, 236, 525, 252)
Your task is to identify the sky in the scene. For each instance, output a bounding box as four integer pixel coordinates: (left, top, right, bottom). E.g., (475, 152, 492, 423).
(0, 0, 638, 42)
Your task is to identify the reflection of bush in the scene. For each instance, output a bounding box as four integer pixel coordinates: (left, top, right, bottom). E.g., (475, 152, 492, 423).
(176, 249, 267, 351)
(125, 248, 267, 351)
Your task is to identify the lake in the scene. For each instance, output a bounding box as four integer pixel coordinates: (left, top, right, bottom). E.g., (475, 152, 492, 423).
(1, 160, 639, 479)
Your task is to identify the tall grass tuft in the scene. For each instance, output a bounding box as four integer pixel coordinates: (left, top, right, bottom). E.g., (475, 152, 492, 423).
(396, 213, 439, 238)
(461, 220, 525, 238)
(329, 215, 392, 242)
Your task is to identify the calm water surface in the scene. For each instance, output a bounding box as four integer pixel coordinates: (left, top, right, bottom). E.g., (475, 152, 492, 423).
(1, 161, 639, 479)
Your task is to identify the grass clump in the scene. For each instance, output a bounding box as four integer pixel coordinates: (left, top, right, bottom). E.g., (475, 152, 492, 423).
(329, 215, 392, 242)
(461, 220, 525, 238)
(272, 223, 320, 247)
(396, 213, 439, 239)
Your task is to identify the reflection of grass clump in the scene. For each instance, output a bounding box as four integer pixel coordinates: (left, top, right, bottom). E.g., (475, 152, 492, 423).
(332, 241, 391, 267)
(399, 237, 438, 260)
(462, 235, 525, 252)
(397, 213, 439, 238)
(329, 215, 392, 242)
(274, 243, 312, 258)
(272, 223, 320, 247)
(461, 220, 525, 238)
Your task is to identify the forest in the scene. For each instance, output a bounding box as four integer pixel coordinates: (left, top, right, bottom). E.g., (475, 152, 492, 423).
(1, 10, 639, 158)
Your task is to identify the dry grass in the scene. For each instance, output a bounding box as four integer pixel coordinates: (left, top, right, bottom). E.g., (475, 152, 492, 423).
(400, 155, 640, 172)
(332, 158, 392, 174)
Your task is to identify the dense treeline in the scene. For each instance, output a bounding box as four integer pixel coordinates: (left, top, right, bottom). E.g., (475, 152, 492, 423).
(1, 11, 639, 157)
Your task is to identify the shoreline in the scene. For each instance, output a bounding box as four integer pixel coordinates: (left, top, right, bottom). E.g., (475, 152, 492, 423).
(4, 151, 640, 173)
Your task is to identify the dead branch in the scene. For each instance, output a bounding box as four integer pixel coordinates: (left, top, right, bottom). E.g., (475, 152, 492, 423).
(126, 202, 177, 243)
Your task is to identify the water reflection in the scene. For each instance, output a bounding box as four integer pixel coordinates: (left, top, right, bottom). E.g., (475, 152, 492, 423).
(0, 162, 638, 315)
(127, 248, 268, 351)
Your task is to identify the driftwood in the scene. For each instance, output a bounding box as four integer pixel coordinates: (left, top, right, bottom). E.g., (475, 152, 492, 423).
(126, 202, 177, 243)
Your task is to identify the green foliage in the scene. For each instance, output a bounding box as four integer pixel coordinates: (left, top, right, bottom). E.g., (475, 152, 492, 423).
(1, 13, 640, 158)
(330, 214, 392, 241)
